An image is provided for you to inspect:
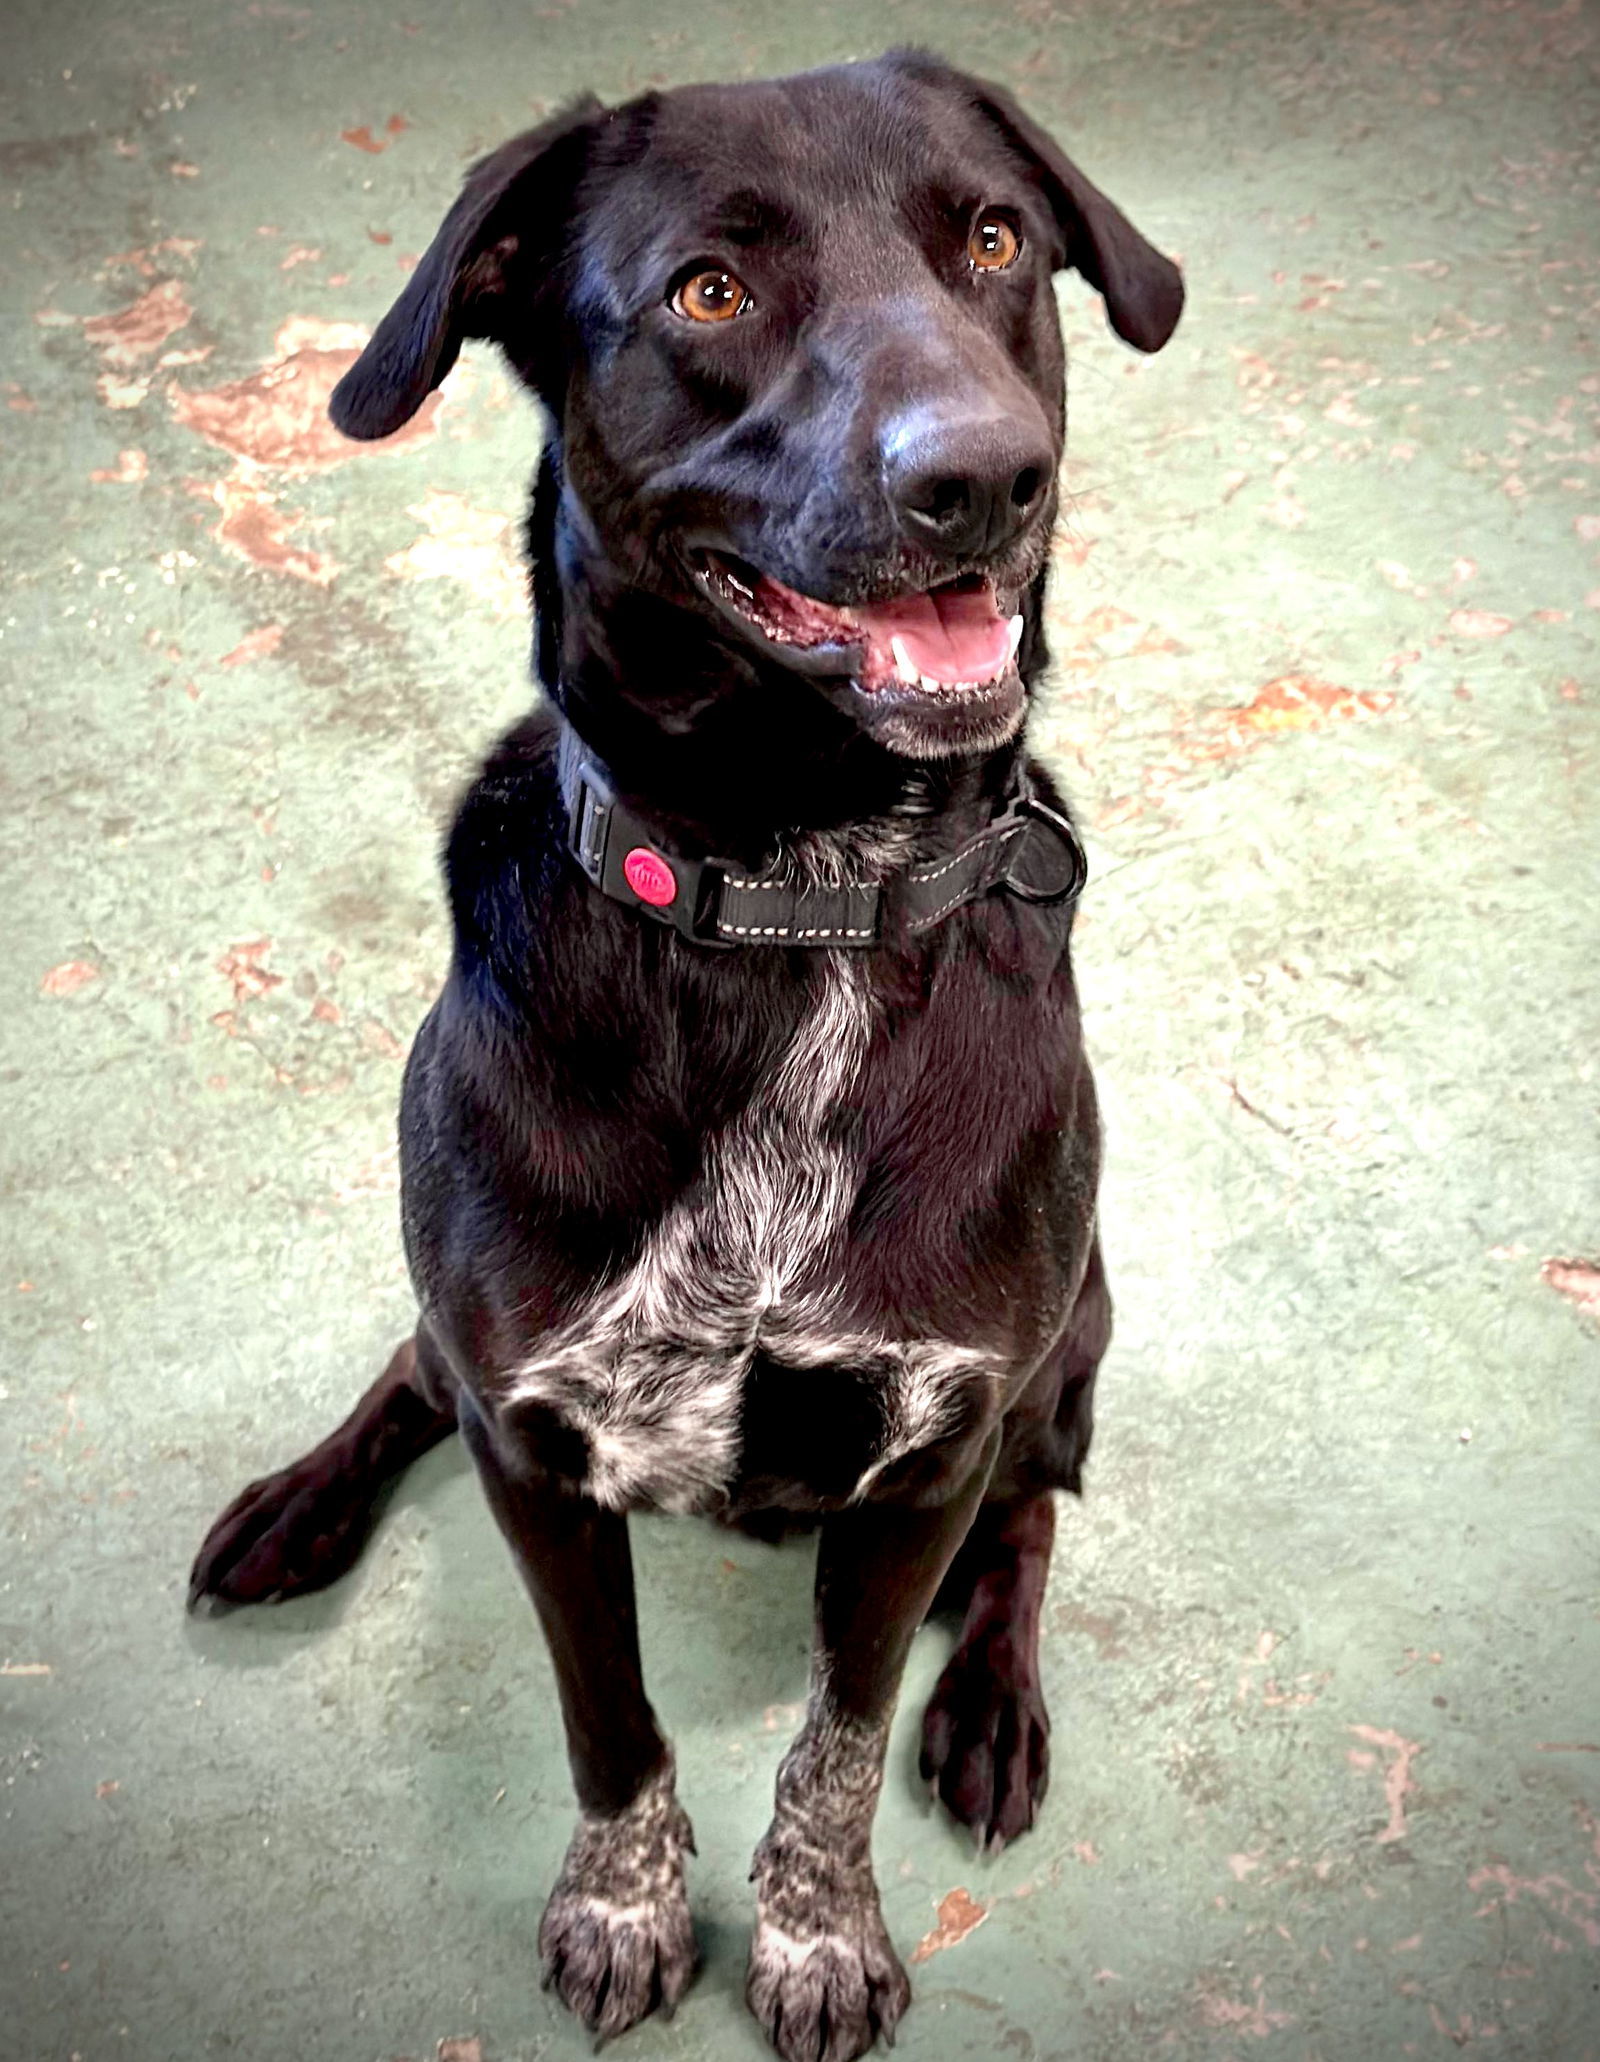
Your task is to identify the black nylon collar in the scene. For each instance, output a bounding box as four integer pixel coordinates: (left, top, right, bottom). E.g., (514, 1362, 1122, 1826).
(556, 724, 1086, 949)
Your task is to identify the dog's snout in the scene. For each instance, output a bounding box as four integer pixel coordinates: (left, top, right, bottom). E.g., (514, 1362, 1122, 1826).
(886, 415, 1054, 561)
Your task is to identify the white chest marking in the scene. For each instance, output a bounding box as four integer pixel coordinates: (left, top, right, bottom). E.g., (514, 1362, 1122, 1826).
(502, 955, 994, 1510)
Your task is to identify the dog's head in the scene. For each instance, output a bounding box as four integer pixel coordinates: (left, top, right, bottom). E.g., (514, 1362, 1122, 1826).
(333, 52, 1182, 765)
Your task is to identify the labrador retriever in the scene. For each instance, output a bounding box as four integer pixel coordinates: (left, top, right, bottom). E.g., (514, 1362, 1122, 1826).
(190, 48, 1182, 2061)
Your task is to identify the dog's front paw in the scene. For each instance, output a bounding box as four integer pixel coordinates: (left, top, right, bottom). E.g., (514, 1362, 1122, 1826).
(539, 1760, 697, 2039)
(747, 1826, 909, 2062)
(540, 1882, 696, 2040)
(920, 1640, 1050, 1852)
(746, 1906, 909, 2062)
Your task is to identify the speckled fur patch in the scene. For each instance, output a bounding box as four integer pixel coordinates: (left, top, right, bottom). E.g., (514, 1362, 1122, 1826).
(501, 826, 1004, 1512)
(746, 1704, 911, 2058)
(538, 1755, 697, 2038)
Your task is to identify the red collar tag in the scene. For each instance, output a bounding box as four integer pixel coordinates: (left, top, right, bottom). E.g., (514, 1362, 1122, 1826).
(622, 846, 677, 907)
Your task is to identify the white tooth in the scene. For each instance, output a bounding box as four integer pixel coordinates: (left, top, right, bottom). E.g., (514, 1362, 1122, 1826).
(919, 673, 944, 694)
(890, 635, 920, 686)
(1006, 613, 1025, 660)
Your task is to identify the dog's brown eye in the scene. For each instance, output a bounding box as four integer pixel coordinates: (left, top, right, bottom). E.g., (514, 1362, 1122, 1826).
(672, 269, 751, 323)
(968, 217, 1021, 271)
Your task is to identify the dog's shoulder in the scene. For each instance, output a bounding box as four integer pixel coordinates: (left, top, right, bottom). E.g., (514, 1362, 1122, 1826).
(443, 706, 564, 930)
(438, 704, 621, 1036)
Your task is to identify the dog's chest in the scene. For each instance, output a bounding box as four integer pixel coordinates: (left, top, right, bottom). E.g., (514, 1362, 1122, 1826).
(503, 957, 994, 1512)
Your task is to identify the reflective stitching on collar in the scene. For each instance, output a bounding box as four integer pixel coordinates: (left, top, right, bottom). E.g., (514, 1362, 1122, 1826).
(717, 922, 876, 940)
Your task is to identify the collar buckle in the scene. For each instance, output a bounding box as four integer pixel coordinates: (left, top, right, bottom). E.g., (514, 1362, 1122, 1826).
(565, 745, 735, 947)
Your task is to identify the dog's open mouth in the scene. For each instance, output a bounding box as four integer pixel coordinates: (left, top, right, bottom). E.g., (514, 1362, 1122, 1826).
(694, 552, 1022, 695)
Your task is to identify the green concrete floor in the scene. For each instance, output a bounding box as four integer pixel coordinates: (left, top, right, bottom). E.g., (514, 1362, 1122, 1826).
(3, 1, 1598, 2057)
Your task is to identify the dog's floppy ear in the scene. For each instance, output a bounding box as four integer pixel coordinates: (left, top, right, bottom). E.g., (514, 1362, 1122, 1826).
(330, 95, 605, 440)
(976, 80, 1184, 353)
(890, 52, 1184, 354)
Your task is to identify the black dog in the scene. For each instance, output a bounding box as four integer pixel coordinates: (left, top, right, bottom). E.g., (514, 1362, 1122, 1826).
(191, 50, 1182, 2062)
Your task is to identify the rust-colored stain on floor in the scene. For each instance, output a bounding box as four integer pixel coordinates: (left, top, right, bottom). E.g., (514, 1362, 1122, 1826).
(170, 318, 439, 472)
(910, 1887, 990, 1963)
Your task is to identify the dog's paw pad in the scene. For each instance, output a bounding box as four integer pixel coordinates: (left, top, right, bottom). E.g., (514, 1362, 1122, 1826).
(919, 1647, 1049, 1852)
(746, 1917, 910, 2062)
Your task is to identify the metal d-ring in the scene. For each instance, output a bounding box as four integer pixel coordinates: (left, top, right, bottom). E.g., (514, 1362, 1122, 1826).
(1001, 793, 1089, 906)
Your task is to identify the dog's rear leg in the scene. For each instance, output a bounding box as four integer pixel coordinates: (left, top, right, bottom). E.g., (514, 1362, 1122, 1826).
(919, 1236, 1111, 1850)
(919, 1491, 1056, 1851)
(188, 1329, 456, 1609)
(458, 1400, 696, 2041)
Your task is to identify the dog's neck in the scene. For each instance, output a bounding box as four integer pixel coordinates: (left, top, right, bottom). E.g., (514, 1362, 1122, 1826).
(557, 671, 1022, 875)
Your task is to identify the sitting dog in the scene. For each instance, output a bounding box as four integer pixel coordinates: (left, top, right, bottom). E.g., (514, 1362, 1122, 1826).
(190, 49, 1182, 2061)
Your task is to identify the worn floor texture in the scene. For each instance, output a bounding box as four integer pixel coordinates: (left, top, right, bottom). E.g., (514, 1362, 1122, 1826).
(3, 1, 1598, 2058)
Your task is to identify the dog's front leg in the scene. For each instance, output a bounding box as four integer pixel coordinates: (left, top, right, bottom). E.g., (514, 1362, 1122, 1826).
(748, 1432, 999, 2062)
(458, 1403, 696, 2039)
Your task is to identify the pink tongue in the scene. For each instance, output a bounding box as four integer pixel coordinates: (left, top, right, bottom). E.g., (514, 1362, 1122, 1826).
(856, 583, 1011, 685)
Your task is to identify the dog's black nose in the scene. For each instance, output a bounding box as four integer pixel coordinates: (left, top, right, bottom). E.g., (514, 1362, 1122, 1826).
(886, 416, 1053, 561)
